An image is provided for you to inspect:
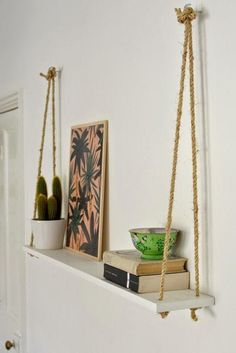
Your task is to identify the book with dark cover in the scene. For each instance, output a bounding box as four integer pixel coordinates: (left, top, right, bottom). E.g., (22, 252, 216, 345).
(103, 263, 128, 288)
(104, 263, 190, 294)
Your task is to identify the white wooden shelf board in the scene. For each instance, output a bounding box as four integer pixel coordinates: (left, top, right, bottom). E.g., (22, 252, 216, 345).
(23, 246, 215, 314)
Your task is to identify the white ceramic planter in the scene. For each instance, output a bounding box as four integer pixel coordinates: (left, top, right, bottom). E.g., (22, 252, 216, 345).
(32, 219, 66, 250)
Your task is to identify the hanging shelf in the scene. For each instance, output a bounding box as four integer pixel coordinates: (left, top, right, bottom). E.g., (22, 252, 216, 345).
(25, 7, 215, 321)
(24, 246, 214, 317)
(154, 6, 215, 321)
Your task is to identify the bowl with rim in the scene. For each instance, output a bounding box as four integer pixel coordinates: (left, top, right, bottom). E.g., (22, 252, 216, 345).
(129, 227, 178, 260)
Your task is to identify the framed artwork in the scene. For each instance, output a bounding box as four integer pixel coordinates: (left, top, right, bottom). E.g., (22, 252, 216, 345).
(66, 120, 108, 260)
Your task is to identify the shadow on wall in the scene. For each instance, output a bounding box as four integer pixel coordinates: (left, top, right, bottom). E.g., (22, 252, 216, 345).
(197, 7, 213, 295)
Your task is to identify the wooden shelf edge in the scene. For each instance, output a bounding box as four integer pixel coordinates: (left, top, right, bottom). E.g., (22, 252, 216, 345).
(156, 290, 215, 313)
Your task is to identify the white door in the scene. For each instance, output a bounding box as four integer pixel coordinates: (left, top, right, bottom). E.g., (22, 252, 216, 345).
(0, 94, 25, 353)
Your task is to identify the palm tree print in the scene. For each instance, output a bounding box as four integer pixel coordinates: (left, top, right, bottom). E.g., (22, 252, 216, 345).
(70, 129, 90, 172)
(80, 212, 98, 257)
(81, 149, 99, 194)
(66, 122, 107, 259)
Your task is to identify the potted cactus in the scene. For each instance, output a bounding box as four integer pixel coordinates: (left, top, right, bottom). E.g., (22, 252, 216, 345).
(31, 176, 66, 249)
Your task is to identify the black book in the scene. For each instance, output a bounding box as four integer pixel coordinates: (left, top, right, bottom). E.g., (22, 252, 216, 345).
(104, 263, 139, 291)
(103, 263, 189, 294)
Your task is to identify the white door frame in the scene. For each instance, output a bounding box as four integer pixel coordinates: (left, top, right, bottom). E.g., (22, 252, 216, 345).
(0, 91, 25, 353)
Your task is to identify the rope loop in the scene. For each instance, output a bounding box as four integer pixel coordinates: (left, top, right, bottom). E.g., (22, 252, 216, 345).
(175, 7, 196, 24)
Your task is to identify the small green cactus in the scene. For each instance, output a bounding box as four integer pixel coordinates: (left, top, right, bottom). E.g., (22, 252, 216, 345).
(37, 194, 48, 220)
(36, 176, 63, 220)
(52, 176, 62, 219)
(37, 176, 48, 198)
(48, 195, 58, 220)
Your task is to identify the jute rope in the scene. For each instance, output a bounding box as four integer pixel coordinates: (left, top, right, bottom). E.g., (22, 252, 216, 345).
(159, 7, 200, 321)
(39, 66, 57, 179)
(160, 312, 169, 319)
(30, 67, 57, 246)
(188, 18, 200, 298)
(190, 308, 198, 322)
(52, 73, 56, 178)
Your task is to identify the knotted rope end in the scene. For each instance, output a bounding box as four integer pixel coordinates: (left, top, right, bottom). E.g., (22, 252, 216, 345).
(40, 66, 57, 81)
(175, 7, 197, 24)
(190, 308, 198, 321)
(160, 311, 169, 319)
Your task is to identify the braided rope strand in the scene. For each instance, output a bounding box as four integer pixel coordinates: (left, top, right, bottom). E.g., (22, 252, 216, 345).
(159, 14, 190, 302)
(52, 74, 56, 177)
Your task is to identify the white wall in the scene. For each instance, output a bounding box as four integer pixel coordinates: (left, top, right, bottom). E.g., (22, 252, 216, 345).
(0, 0, 235, 352)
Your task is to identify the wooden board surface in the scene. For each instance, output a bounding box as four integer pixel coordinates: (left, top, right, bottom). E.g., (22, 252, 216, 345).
(24, 247, 215, 314)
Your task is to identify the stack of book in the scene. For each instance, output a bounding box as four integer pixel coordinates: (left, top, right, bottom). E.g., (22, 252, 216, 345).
(103, 250, 189, 294)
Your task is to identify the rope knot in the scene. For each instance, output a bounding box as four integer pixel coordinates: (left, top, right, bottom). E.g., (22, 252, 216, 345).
(175, 7, 196, 24)
(190, 308, 198, 321)
(40, 66, 57, 81)
(160, 311, 169, 319)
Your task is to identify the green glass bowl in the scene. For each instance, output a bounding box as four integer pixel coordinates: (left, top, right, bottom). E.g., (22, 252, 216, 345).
(129, 227, 178, 260)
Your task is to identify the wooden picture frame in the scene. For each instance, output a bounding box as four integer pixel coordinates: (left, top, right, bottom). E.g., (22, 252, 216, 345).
(66, 120, 108, 260)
